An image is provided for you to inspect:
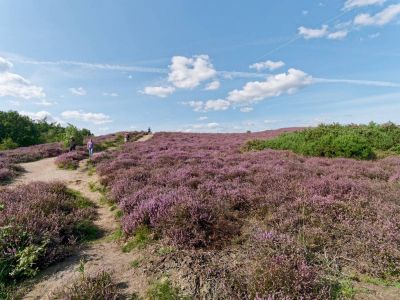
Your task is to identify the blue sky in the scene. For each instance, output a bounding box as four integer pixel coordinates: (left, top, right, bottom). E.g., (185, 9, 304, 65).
(0, 0, 400, 134)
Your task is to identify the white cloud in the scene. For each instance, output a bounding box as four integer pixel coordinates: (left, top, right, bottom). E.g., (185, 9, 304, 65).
(61, 110, 112, 124)
(344, 0, 385, 10)
(69, 87, 86, 96)
(204, 99, 231, 111)
(354, 4, 400, 26)
(249, 60, 285, 71)
(0, 57, 13, 72)
(20, 110, 52, 121)
(227, 68, 313, 104)
(183, 101, 204, 112)
(183, 99, 230, 112)
(327, 30, 349, 40)
(198, 116, 208, 121)
(369, 32, 381, 39)
(141, 86, 175, 98)
(240, 107, 254, 113)
(103, 92, 119, 97)
(302, 10, 309, 16)
(0, 57, 46, 99)
(191, 122, 220, 129)
(168, 55, 217, 89)
(34, 99, 56, 106)
(205, 80, 220, 90)
(0, 72, 45, 99)
(298, 25, 329, 39)
(264, 119, 280, 124)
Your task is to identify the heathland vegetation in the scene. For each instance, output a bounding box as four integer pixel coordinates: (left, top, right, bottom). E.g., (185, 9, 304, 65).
(1, 122, 400, 298)
(245, 122, 400, 160)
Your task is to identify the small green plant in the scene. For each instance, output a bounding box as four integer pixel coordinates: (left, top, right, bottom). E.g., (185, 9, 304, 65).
(122, 226, 152, 253)
(67, 189, 95, 209)
(156, 246, 175, 256)
(107, 228, 124, 241)
(74, 220, 100, 242)
(146, 277, 189, 300)
(130, 259, 141, 269)
(10, 241, 47, 279)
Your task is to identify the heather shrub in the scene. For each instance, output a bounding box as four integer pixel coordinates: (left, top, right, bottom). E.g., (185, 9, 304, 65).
(55, 150, 88, 169)
(244, 123, 400, 159)
(0, 182, 96, 287)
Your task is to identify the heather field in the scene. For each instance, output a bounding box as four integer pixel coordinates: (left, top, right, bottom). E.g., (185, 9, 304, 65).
(0, 182, 97, 298)
(92, 129, 400, 299)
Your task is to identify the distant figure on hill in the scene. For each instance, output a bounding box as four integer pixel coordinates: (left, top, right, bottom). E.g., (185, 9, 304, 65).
(147, 127, 152, 134)
(124, 132, 130, 143)
(87, 138, 94, 158)
(69, 138, 77, 151)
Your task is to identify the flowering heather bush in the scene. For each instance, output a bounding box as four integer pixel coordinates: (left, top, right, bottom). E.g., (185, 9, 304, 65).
(94, 129, 400, 297)
(0, 182, 96, 286)
(55, 150, 88, 169)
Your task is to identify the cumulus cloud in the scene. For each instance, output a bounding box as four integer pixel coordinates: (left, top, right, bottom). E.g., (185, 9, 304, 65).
(205, 80, 220, 91)
(0, 57, 46, 99)
(298, 25, 329, 39)
(69, 87, 86, 96)
(61, 110, 112, 124)
(141, 86, 175, 98)
(344, 0, 385, 10)
(240, 107, 254, 113)
(204, 99, 231, 111)
(20, 110, 53, 121)
(227, 68, 313, 104)
(168, 55, 217, 89)
(249, 60, 285, 71)
(354, 4, 400, 26)
(183, 99, 230, 112)
(327, 30, 349, 40)
(183, 101, 204, 112)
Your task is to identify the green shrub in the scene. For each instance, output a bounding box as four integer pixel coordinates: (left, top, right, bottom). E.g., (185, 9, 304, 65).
(244, 123, 400, 160)
(0, 138, 18, 150)
(146, 277, 189, 300)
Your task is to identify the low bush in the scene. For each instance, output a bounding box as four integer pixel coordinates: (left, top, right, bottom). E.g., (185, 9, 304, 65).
(0, 182, 97, 292)
(55, 150, 88, 169)
(244, 122, 400, 160)
(52, 270, 120, 300)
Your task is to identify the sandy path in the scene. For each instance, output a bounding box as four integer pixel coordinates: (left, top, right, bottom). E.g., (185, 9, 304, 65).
(18, 135, 153, 299)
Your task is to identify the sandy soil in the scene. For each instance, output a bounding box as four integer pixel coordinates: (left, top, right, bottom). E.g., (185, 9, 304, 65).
(17, 135, 154, 299)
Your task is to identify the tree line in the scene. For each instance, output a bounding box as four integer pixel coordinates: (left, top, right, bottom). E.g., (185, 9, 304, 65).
(0, 111, 91, 150)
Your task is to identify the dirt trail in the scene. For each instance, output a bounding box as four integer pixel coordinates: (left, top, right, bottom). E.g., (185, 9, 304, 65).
(18, 135, 154, 299)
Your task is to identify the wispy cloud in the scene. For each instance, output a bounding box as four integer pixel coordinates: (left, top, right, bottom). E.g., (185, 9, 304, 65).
(69, 87, 86, 96)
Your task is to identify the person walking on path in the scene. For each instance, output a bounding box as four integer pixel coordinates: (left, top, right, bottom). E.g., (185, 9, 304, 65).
(124, 132, 130, 143)
(69, 137, 77, 152)
(87, 138, 94, 158)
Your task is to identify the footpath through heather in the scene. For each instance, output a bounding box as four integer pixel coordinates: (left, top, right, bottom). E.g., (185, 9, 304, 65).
(14, 135, 154, 299)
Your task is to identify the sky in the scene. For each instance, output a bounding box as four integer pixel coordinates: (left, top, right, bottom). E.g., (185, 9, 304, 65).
(0, 0, 400, 134)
